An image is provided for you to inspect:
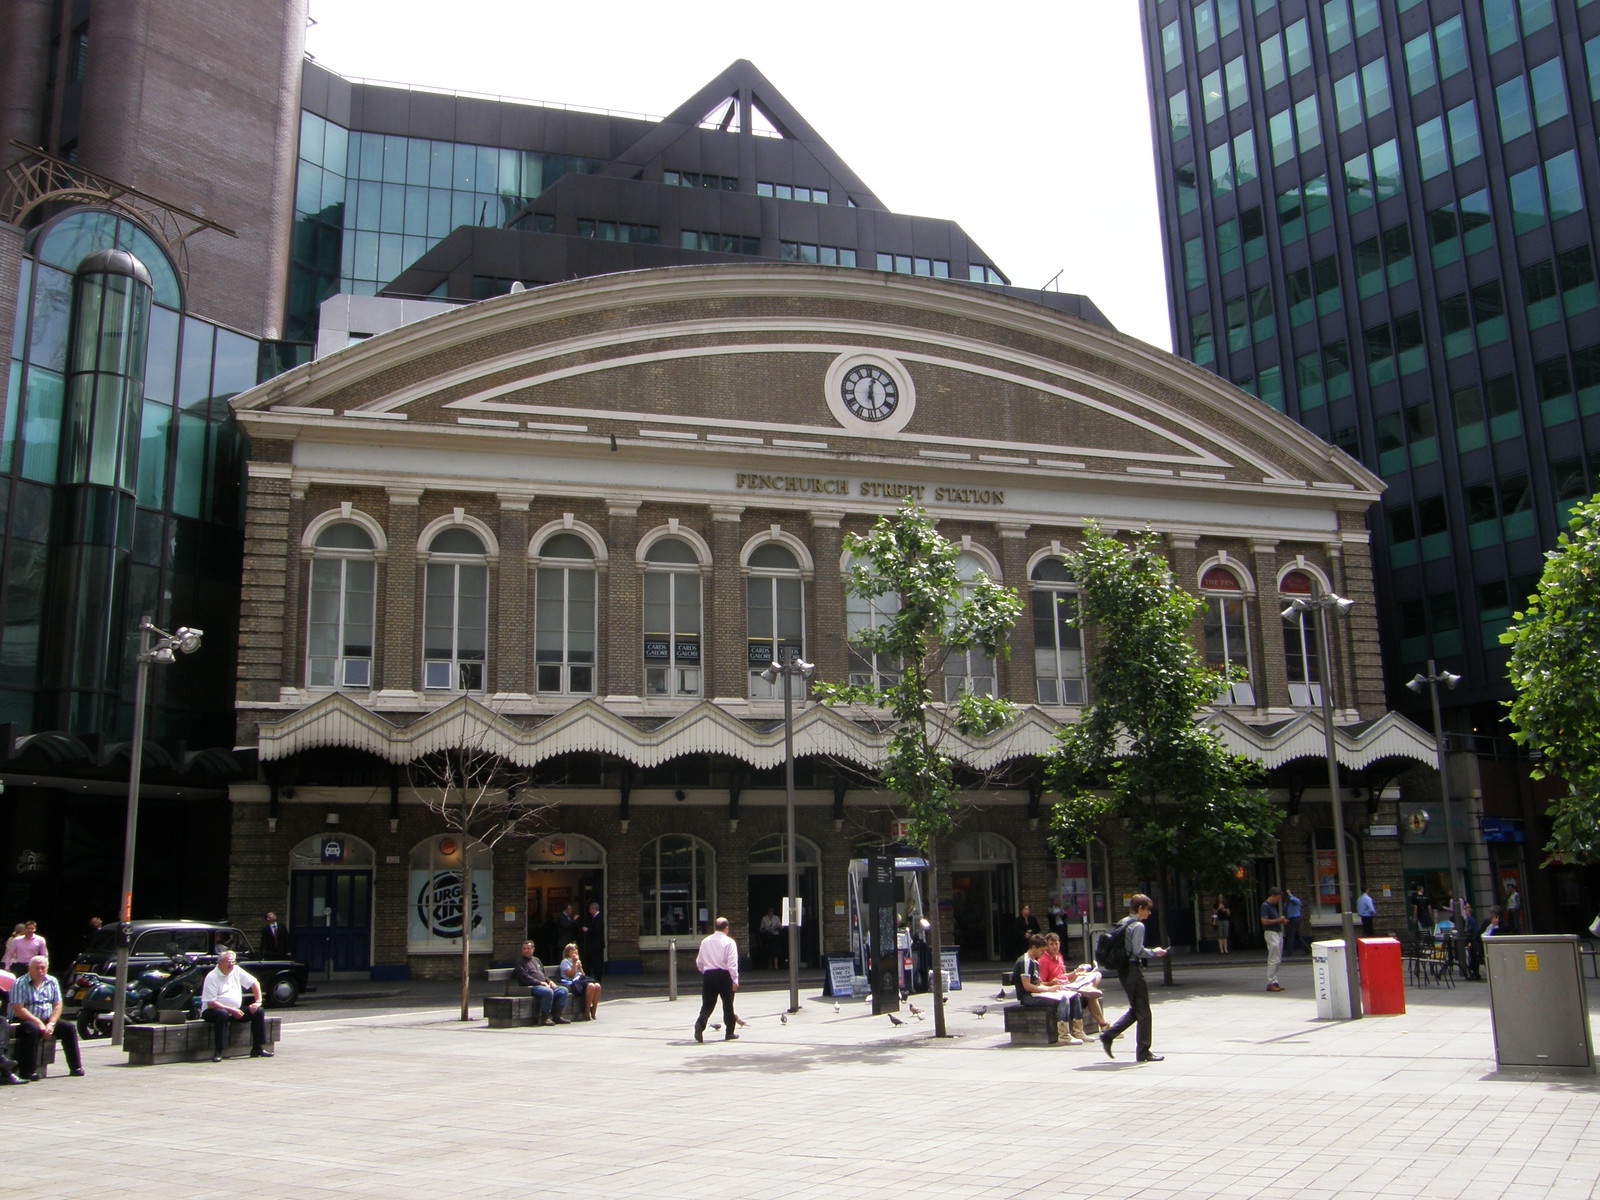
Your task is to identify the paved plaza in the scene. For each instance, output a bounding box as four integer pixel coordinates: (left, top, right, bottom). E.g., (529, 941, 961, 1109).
(12, 955, 1600, 1199)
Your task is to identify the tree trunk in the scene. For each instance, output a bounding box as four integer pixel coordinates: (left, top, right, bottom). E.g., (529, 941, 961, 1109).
(459, 785, 471, 1021)
(927, 843, 948, 1038)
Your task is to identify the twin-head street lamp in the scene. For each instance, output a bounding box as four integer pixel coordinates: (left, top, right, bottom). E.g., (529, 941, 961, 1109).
(760, 654, 814, 1015)
(1408, 662, 1463, 916)
(112, 617, 203, 1045)
(1281, 586, 1362, 1019)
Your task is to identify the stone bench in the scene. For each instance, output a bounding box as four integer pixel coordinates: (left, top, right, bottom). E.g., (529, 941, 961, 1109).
(5, 1026, 57, 1076)
(484, 985, 589, 1027)
(1002, 1003, 1059, 1046)
(122, 1017, 282, 1066)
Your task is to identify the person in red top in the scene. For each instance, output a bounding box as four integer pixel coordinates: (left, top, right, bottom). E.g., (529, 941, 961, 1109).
(1039, 931, 1108, 1034)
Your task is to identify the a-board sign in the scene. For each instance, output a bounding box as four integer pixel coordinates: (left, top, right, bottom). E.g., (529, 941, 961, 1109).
(940, 950, 962, 991)
(825, 954, 857, 998)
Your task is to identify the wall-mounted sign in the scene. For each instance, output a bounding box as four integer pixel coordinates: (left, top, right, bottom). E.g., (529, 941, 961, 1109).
(1366, 824, 1399, 838)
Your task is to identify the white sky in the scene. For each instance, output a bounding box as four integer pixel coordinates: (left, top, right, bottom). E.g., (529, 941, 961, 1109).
(304, 0, 1172, 351)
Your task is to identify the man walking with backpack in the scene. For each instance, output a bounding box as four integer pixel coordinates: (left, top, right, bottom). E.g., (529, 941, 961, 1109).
(1098, 894, 1168, 1063)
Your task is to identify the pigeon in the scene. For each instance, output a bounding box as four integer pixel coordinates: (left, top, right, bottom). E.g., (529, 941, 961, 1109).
(994, 989, 1008, 1000)
(832, 1001, 840, 1014)
(780, 1013, 788, 1025)
(908, 1003, 923, 1019)
(710, 1022, 722, 1032)
(887, 1013, 905, 1027)
(973, 1005, 988, 1018)
(735, 1016, 749, 1027)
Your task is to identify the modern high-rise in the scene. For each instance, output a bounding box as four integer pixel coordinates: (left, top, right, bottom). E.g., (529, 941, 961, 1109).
(1139, 0, 1600, 925)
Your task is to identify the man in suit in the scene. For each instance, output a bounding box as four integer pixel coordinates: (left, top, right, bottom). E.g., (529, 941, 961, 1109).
(260, 912, 290, 956)
(580, 901, 604, 980)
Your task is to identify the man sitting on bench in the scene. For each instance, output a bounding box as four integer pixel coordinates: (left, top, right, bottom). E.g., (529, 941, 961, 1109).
(513, 941, 570, 1025)
(200, 950, 272, 1062)
(1015, 933, 1084, 1045)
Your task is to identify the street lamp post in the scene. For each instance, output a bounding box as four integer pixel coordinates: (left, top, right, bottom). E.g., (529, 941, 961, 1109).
(761, 655, 814, 1015)
(1282, 584, 1362, 1019)
(112, 616, 203, 1045)
(1408, 660, 1463, 914)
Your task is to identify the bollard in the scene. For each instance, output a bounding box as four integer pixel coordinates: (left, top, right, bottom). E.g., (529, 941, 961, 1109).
(667, 938, 678, 1001)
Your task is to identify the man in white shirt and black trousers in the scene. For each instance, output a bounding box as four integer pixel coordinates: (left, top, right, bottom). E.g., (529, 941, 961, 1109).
(1099, 894, 1168, 1063)
(200, 950, 272, 1062)
(693, 916, 740, 1043)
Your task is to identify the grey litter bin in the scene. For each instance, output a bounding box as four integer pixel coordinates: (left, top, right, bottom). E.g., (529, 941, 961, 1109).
(1484, 934, 1595, 1071)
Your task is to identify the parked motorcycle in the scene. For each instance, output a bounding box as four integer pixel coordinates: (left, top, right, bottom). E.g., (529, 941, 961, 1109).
(153, 953, 215, 1022)
(72, 953, 197, 1038)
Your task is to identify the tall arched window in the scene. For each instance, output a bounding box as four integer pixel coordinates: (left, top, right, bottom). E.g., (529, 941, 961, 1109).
(845, 554, 900, 690)
(1280, 570, 1321, 706)
(1031, 556, 1084, 705)
(1202, 565, 1254, 705)
(638, 833, 714, 942)
(535, 532, 596, 695)
(424, 527, 489, 691)
(747, 542, 805, 699)
(942, 551, 996, 700)
(643, 537, 702, 697)
(306, 522, 377, 689)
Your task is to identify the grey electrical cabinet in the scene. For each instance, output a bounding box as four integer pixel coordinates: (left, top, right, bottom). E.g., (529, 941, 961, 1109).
(1485, 935, 1595, 1071)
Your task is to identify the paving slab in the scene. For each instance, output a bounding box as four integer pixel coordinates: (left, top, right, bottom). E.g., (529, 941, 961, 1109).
(12, 959, 1600, 1198)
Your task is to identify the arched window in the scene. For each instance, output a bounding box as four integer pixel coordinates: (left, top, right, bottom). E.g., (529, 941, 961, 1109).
(747, 542, 806, 699)
(535, 532, 596, 695)
(638, 833, 714, 942)
(1201, 565, 1254, 705)
(1280, 570, 1322, 706)
(424, 527, 489, 691)
(643, 537, 701, 697)
(1031, 557, 1084, 705)
(407, 835, 491, 954)
(307, 522, 377, 689)
(845, 554, 900, 690)
(942, 551, 997, 700)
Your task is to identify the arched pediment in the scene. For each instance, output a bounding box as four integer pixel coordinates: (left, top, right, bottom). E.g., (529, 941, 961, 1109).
(231, 266, 1382, 502)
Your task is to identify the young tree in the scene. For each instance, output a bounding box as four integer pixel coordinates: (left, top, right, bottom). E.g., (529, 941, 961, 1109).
(412, 703, 553, 1020)
(814, 500, 1022, 1037)
(1502, 496, 1600, 862)
(1045, 523, 1279, 974)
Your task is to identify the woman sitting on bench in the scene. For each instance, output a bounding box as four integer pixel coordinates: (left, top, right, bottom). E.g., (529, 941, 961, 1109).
(560, 943, 601, 1020)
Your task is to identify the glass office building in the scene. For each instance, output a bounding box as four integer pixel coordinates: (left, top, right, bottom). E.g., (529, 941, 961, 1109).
(1140, 0, 1600, 924)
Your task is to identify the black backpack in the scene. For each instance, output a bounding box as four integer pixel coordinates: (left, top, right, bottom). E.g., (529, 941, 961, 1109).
(1094, 919, 1133, 972)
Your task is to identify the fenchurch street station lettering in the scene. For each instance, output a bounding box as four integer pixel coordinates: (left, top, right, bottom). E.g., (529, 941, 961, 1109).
(736, 475, 1005, 506)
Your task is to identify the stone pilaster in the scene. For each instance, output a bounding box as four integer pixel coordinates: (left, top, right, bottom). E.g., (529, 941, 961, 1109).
(709, 507, 745, 699)
(1250, 539, 1285, 708)
(605, 501, 640, 698)
(382, 487, 422, 692)
(239, 462, 294, 706)
(997, 522, 1032, 703)
(495, 494, 532, 694)
(808, 511, 845, 686)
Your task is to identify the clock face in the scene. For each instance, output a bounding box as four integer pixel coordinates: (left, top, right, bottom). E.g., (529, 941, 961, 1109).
(840, 364, 899, 422)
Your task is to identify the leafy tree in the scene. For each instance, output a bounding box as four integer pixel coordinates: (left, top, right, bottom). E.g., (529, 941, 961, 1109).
(1502, 496, 1600, 862)
(814, 500, 1022, 1037)
(413, 703, 552, 1020)
(1045, 523, 1278, 968)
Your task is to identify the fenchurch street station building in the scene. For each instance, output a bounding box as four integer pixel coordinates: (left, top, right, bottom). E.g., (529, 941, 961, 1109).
(227, 263, 1437, 978)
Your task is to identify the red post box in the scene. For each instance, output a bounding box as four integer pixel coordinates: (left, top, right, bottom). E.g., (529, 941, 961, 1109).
(1358, 937, 1405, 1015)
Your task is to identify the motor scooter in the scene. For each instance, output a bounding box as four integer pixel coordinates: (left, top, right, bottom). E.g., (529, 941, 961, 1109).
(72, 954, 187, 1038)
(153, 953, 215, 1022)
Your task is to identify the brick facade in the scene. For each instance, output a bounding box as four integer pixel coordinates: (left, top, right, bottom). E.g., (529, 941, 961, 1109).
(226, 266, 1429, 976)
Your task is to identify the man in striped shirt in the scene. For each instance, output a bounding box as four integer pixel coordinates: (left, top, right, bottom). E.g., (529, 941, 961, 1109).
(9, 956, 85, 1079)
